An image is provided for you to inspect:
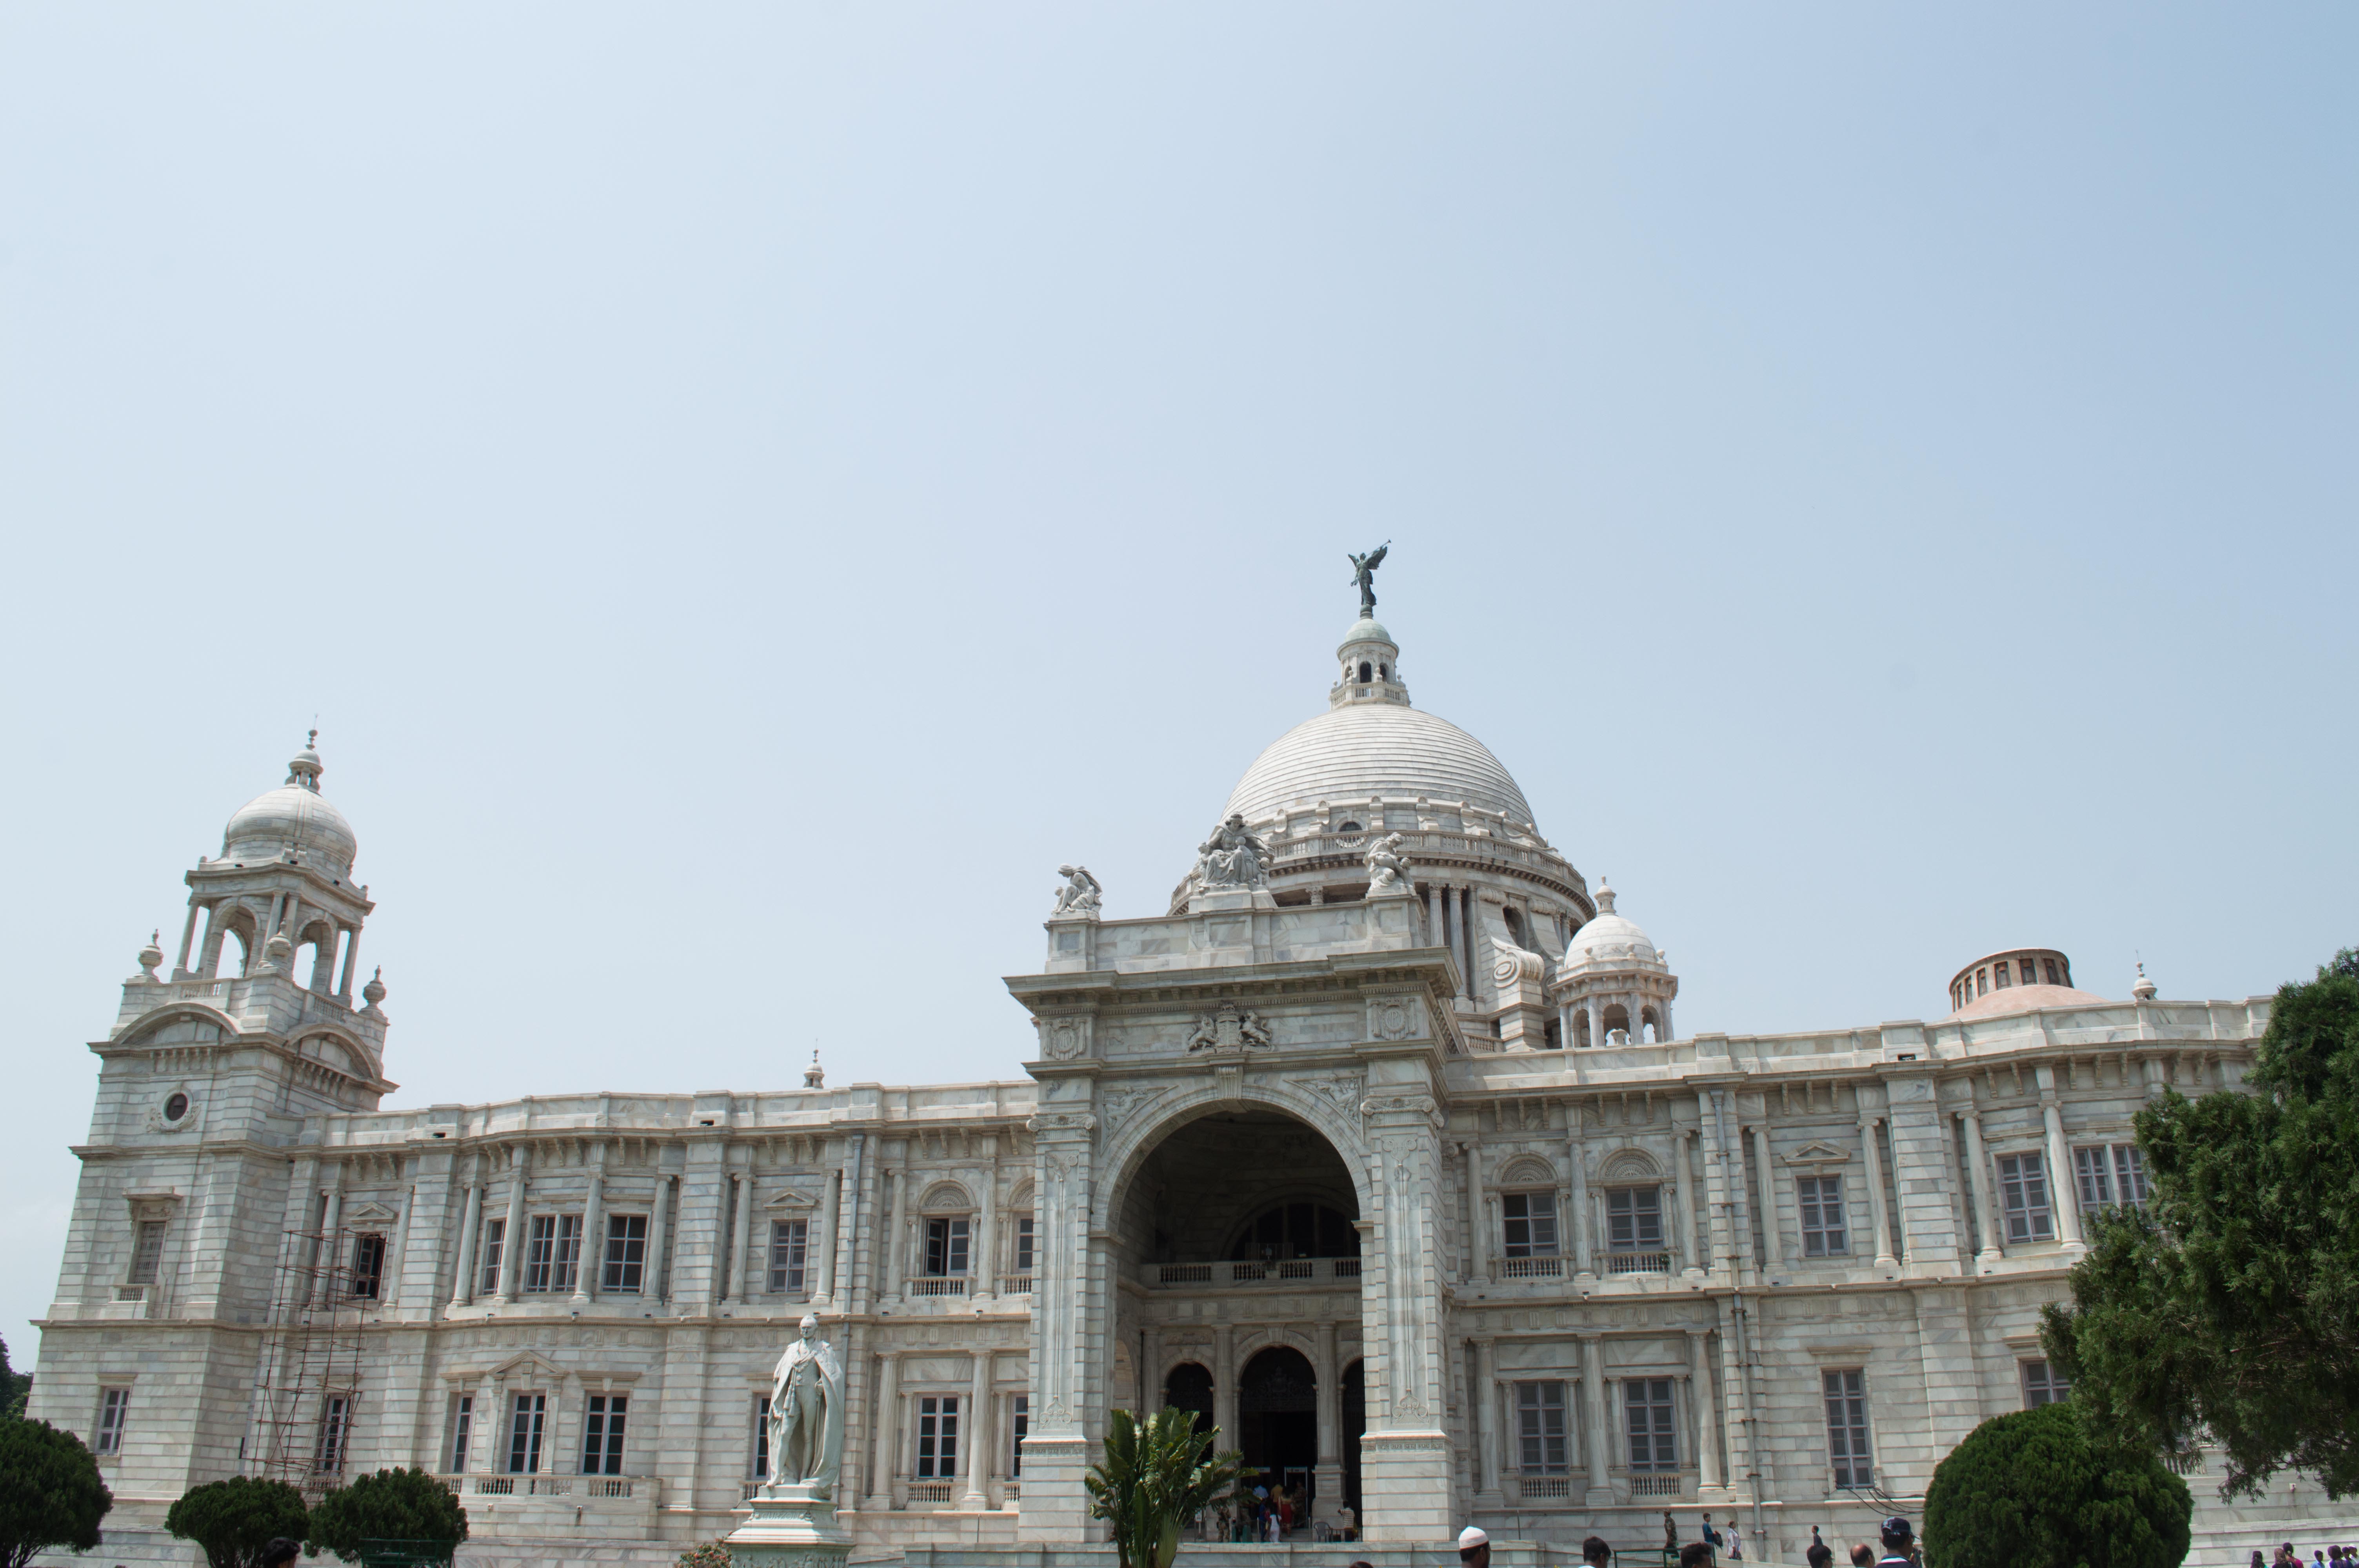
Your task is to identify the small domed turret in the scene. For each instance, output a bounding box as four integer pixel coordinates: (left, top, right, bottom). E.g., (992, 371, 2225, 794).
(2132, 962, 2157, 1001)
(222, 730, 358, 877)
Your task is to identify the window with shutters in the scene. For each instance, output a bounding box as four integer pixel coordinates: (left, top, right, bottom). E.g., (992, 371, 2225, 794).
(1502, 1192, 1559, 1258)
(603, 1214, 647, 1293)
(95, 1388, 129, 1455)
(752, 1396, 771, 1479)
(1997, 1153, 2054, 1242)
(315, 1396, 350, 1475)
(925, 1217, 970, 1277)
(1623, 1378, 1677, 1471)
(507, 1392, 547, 1473)
(1011, 1394, 1029, 1477)
(553, 1214, 582, 1292)
(523, 1216, 557, 1292)
(916, 1395, 960, 1478)
(1014, 1216, 1035, 1275)
(348, 1234, 385, 1299)
(479, 1220, 505, 1294)
(1606, 1186, 1663, 1250)
(2020, 1359, 2070, 1408)
(1798, 1176, 1847, 1256)
(2073, 1145, 2149, 1213)
(447, 1395, 473, 1474)
(769, 1219, 808, 1294)
(128, 1220, 167, 1285)
(1824, 1370, 1872, 1488)
(1515, 1381, 1568, 1473)
(582, 1394, 627, 1475)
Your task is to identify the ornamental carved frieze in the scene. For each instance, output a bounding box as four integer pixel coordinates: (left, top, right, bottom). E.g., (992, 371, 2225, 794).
(1025, 1111, 1098, 1136)
(1185, 1000, 1272, 1052)
(1098, 1085, 1171, 1135)
(1365, 992, 1428, 1042)
(1035, 1014, 1094, 1061)
(1289, 1073, 1366, 1127)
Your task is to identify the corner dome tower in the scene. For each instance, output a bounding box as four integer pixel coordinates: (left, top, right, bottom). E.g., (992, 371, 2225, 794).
(221, 732, 358, 877)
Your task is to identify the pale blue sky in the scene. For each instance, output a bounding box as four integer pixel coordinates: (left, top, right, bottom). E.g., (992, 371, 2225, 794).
(4, 6, 2354, 1358)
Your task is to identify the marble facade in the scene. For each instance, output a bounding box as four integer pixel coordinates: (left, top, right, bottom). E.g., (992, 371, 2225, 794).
(28, 615, 2328, 1568)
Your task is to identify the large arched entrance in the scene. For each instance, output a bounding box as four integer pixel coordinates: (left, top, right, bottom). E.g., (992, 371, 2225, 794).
(1238, 1347, 1318, 1506)
(1107, 1103, 1368, 1532)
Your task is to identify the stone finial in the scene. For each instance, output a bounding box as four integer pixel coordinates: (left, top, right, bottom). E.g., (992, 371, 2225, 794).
(362, 965, 387, 1007)
(287, 730, 324, 792)
(260, 929, 292, 974)
(137, 930, 163, 979)
(2132, 962, 2157, 1001)
(804, 1050, 825, 1089)
(1596, 880, 1617, 915)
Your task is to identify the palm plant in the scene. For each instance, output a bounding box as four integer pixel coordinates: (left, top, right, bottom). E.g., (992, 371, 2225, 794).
(1084, 1407, 1250, 1568)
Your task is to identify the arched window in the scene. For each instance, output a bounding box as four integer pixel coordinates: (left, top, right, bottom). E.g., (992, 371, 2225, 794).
(1358, 661, 1373, 683)
(1165, 1362, 1214, 1437)
(1337, 820, 1361, 834)
(1228, 1202, 1359, 1260)
(1378, 664, 1389, 681)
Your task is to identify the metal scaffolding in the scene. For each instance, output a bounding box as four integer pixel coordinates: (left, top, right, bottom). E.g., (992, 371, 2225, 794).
(248, 1224, 366, 1500)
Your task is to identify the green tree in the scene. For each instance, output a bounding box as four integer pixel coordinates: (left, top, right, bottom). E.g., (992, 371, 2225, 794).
(0, 1419, 113, 1568)
(1925, 1403, 2191, 1568)
(0, 1336, 30, 1420)
(1084, 1406, 1248, 1568)
(167, 1477, 310, 1568)
(304, 1469, 466, 1564)
(2041, 947, 2359, 1498)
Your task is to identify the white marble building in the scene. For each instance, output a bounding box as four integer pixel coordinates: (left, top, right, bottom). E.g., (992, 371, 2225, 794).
(29, 608, 2325, 1567)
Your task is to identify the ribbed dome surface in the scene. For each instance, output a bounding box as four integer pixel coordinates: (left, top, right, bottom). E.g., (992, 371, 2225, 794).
(1566, 911, 1657, 968)
(1223, 703, 1535, 826)
(224, 785, 358, 874)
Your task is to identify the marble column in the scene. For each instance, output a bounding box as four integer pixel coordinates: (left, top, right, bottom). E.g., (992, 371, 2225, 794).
(974, 1148, 998, 1301)
(1473, 1338, 1504, 1505)
(1959, 1110, 2002, 1265)
(1567, 1105, 1594, 1279)
(812, 1162, 840, 1308)
(729, 1164, 759, 1304)
(1314, 1320, 1342, 1510)
(646, 1172, 674, 1303)
(1675, 1129, 1703, 1278)
(1750, 1123, 1788, 1270)
(450, 1173, 484, 1309)
(313, 1166, 345, 1307)
(865, 1351, 901, 1512)
(1465, 1144, 1490, 1284)
(574, 1146, 606, 1304)
(1213, 1325, 1237, 1451)
(495, 1147, 528, 1303)
(962, 1350, 992, 1507)
(2042, 1096, 2086, 1249)
(1860, 1116, 1898, 1268)
(1580, 1335, 1612, 1506)
(1685, 1327, 1723, 1493)
(173, 900, 202, 978)
(883, 1161, 909, 1301)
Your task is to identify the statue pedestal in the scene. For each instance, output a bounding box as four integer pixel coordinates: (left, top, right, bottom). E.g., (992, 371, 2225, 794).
(725, 1483, 853, 1568)
(1187, 887, 1276, 914)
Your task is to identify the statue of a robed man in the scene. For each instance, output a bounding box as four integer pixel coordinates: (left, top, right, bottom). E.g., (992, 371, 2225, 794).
(767, 1314, 847, 1496)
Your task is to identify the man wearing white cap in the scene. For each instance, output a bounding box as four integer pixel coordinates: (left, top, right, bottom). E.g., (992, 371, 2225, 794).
(1459, 1526, 1492, 1568)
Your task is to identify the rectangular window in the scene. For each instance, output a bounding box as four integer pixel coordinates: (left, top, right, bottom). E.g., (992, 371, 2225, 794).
(916, 1395, 960, 1478)
(1623, 1378, 1677, 1472)
(1606, 1186, 1663, 1250)
(1798, 1176, 1848, 1257)
(448, 1395, 473, 1474)
(1995, 962, 2012, 989)
(507, 1392, 546, 1474)
(769, 1219, 808, 1295)
(925, 1217, 970, 1277)
(315, 1395, 350, 1475)
(753, 1396, 771, 1479)
(2021, 1359, 2069, 1408)
(2075, 1145, 2149, 1212)
(349, 1234, 385, 1300)
(479, 1220, 505, 1295)
(603, 1214, 647, 1293)
(129, 1220, 168, 1285)
(95, 1388, 129, 1455)
(553, 1214, 582, 1293)
(2044, 958, 2060, 986)
(582, 1394, 627, 1476)
(523, 1216, 556, 1293)
(1824, 1370, 1872, 1488)
(1997, 1153, 2054, 1243)
(1014, 1217, 1035, 1274)
(1501, 1192, 1559, 1258)
(1010, 1394, 1028, 1478)
(1515, 1381, 1568, 1474)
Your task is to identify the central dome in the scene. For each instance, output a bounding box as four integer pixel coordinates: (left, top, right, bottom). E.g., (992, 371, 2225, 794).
(1223, 702, 1536, 828)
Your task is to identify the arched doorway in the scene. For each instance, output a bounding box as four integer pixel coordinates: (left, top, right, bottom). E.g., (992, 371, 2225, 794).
(1341, 1358, 1364, 1515)
(1165, 1361, 1214, 1438)
(1238, 1347, 1318, 1510)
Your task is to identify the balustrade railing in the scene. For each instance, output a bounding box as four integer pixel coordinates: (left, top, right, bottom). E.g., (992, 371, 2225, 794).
(1499, 1256, 1563, 1278)
(1629, 1472, 1688, 1498)
(1149, 1258, 1364, 1288)
(908, 1277, 969, 1297)
(1517, 1474, 1571, 1499)
(907, 1482, 955, 1504)
(1605, 1251, 1671, 1276)
(1000, 1275, 1033, 1294)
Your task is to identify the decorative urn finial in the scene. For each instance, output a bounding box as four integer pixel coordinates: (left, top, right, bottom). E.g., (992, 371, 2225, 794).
(137, 930, 163, 979)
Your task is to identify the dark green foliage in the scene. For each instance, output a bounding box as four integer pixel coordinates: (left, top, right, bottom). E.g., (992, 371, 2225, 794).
(167, 1477, 311, 1568)
(1084, 1407, 1248, 1568)
(304, 1470, 466, 1564)
(2042, 947, 2359, 1498)
(0, 1337, 29, 1420)
(0, 1419, 113, 1568)
(1925, 1404, 2190, 1568)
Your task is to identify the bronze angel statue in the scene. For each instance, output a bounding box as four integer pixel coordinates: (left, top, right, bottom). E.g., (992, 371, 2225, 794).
(1347, 543, 1389, 617)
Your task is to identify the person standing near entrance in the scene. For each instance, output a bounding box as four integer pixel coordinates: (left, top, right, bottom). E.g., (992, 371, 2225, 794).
(1807, 1527, 1834, 1568)
(1459, 1526, 1491, 1568)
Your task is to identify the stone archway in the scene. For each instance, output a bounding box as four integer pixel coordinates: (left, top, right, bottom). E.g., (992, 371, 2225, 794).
(1238, 1346, 1319, 1515)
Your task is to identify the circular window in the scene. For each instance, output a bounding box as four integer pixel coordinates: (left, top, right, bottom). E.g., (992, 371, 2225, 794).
(164, 1093, 189, 1121)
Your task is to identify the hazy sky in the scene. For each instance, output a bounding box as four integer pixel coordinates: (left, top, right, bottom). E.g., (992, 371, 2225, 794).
(4, 6, 2354, 1360)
